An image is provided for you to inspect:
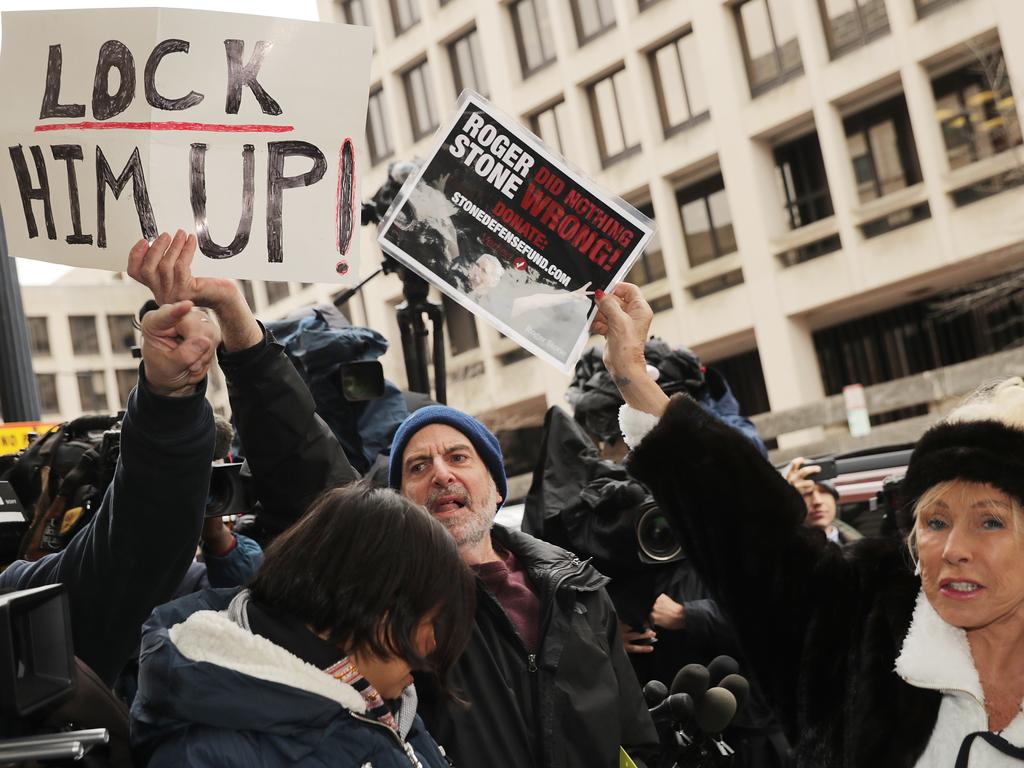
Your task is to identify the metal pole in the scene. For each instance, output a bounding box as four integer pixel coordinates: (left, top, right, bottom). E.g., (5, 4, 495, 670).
(0, 210, 42, 422)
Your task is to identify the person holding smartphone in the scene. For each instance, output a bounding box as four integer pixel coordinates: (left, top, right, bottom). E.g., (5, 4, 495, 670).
(784, 457, 862, 544)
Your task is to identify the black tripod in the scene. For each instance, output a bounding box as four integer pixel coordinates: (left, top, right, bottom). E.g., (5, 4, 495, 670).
(333, 163, 448, 404)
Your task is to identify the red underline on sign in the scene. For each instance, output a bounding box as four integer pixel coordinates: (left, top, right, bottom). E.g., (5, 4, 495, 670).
(34, 121, 294, 133)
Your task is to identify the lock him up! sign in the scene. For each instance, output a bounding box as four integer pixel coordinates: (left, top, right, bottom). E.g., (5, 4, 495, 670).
(0, 8, 371, 283)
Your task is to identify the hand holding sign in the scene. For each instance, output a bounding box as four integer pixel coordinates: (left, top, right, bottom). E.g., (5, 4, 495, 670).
(127, 228, 263, 353)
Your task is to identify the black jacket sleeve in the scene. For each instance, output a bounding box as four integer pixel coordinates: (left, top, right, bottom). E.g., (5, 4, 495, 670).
(624, 395, 859, 731)
(218, 327, 358, 534)
(0, 368, 214, 685)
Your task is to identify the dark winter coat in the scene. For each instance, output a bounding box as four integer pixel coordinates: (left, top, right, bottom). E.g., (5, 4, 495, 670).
(0, 371, 214, 685)
(131, 588, 451, 768)
(221, 329, 657, 768)
(625, 394, 940, 768)
(413, 524, 658, 768)
(217, 326, 359, 537)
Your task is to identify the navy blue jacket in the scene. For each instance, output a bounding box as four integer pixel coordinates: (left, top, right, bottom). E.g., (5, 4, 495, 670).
(0, 371, 214, 685)
(131, 588, 451, 768)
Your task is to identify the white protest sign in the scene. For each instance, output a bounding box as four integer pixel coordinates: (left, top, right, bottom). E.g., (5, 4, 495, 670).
(0, 8, 370, 282)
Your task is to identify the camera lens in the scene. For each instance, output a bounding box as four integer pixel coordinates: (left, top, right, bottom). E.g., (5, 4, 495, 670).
(636, 501, 683, 563)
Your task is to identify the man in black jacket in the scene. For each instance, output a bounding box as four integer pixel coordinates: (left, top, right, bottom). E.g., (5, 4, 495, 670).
(0, 298, 219, 686)
(127, 229, 657, 768)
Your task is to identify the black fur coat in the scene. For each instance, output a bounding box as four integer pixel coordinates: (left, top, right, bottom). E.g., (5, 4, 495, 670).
(625, 395, 941, 768)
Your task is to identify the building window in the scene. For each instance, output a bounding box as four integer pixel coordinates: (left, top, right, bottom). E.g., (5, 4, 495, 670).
(26, 317, 50, 356)
(529, 100, 569, 155)
(735, 0, 803, 95)
(818, 0, 888, 57)
(625, 203, 666, 285)
(69, 315, 100, 355)
(77, 371, 108, 413)
(774, 132, 834, 229)
(933, 48, 1022, 171)
(443, 295, 479, 356)
(449, 29, 489, 97)
(650, 32, 709, 136)
(588, 68, 641, 166)
(107, 314, 137, 354)
(844, 95, 922, 203)
(342, 0, 371, 25)
(688, 269, 745, 299)
(389, 0, 420, 35)
(367, 87, 394, 165)
(708, 349, 771, 416)
(914, 0, 964, 18)
(677, 174, 737, 268)
(511, 0, 557, 77)
(265, 281, 291, 304)
(238, 280, 257, 310)
(36, 373, 59, 414)
(813, 282, 1024, 399)
(115, 369, 136, 406)
(403, 60, 439, 141)
(570, 0, 616, 46)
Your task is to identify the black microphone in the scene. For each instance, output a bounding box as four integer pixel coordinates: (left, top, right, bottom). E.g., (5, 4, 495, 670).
(670, 663, 710, 702)
(669, 692, 695, 725)
(649, 692, 692, 725)
(706, 655, 740, 687)
(643, 679, 668, 708)
(718, 673, 749, 718)
(694, 687, 737, 736)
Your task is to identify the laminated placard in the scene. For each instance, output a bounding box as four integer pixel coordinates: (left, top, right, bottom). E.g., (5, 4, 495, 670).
(378, 91, 654, 373)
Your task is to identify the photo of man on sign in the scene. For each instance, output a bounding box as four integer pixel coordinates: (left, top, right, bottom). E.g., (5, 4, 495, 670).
(378, 91, 653, 372)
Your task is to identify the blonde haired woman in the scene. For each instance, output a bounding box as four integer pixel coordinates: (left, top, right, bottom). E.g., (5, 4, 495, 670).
(592, 281, 1024, 768)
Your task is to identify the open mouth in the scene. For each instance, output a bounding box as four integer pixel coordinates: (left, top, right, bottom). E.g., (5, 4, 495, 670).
(430, 495, 467, 515)
(939, 579, 984, 598)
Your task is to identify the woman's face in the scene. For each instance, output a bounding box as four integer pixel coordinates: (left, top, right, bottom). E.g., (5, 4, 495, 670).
(352, 614, 438, 700)
(917, 481, 1024, 631)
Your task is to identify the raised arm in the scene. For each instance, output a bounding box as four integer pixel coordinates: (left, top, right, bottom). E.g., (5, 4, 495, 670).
(1, 301, 219, 684)
(127, 231, 358, 534)
(593, 284, 855, 727)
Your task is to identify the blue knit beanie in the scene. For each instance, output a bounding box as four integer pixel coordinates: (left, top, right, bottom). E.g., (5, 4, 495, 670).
(388, 405, 508, 507)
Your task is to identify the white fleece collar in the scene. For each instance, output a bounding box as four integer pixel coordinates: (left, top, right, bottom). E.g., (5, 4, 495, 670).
(896, 590, 985, 704)
(168, 609, 368, 715)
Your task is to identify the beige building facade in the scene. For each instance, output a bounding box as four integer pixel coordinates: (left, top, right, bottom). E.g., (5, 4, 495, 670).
(16, 0, 1024, 459)
(311, 0, 1024, 444)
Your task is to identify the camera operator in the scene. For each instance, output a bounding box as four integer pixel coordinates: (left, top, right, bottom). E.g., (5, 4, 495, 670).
(0, 298, 219, 687)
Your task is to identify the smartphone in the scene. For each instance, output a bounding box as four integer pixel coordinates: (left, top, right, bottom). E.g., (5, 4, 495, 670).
(808, 456, 838, 482)
(339, 361, 385, 402)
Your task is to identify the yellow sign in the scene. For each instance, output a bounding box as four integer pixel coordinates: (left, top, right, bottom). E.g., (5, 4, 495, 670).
(0, 422, 58, 455)
(619, 747, 638, 768)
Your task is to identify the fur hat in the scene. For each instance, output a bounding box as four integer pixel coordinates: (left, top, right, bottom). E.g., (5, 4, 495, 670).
(901, 419, 1024, 513)
(388, 405, 508, 507)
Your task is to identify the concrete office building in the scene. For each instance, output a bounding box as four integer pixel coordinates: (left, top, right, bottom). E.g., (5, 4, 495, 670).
(16, 0, 1024, 476)
(312, 0, 1024, 465)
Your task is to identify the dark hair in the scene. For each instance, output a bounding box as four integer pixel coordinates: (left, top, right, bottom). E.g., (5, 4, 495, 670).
(249, 482, 475, 689)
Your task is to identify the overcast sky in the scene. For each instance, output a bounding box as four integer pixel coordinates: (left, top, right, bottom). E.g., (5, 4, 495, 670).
(1, 0, 320, 284)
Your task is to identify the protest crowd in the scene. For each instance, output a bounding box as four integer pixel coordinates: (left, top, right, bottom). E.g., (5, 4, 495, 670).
(3, 225, 1024, 768)
(3, 9, 1024, 768)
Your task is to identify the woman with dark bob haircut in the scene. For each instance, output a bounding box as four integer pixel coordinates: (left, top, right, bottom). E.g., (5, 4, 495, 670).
(131, 483, 476, 767)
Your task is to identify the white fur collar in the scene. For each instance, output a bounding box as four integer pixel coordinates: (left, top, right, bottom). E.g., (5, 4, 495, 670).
(168, 609, 368, 715)
(895, 590, 985, 704)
